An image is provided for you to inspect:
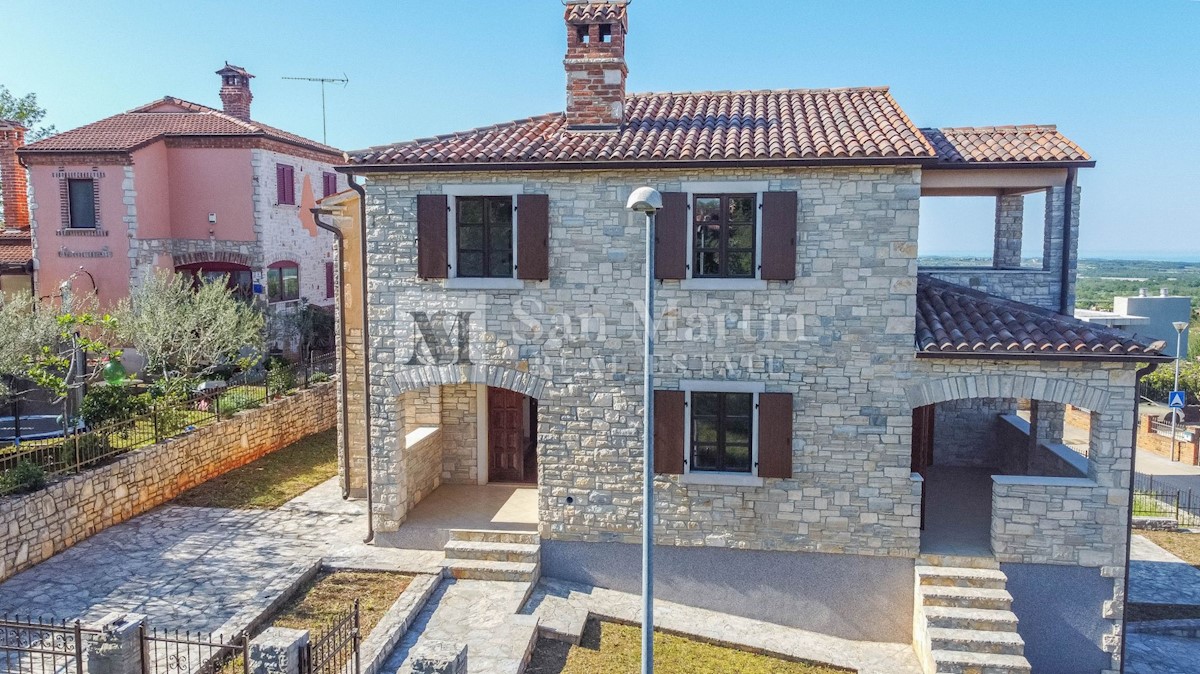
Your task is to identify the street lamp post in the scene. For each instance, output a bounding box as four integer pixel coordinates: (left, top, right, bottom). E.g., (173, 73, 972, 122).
(1171, 321, 1190, 461)
(626, 186, 663, 674)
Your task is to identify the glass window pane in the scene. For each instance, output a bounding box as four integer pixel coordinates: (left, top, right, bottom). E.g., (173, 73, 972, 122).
(267, 269, 281, 300)
(486, 197, 512, 225)
(727, 252, 753, 277)
(697, 251, 720, 276)
(458, 251, 484, 277)
(695, 223, 721, 249)
(458, 224, 484, 250)
(458, 198, 483, 225)
(488, 252, 512, 278)
(283, 267, 299, 299)
(68, 179, 96, 228)
(692, 392, 719, 417)
(692, 444, 719, 471)
(728, 224, 754, 250)
(490, 222, 513, 251)
(693, 416, 719, 444)
(728, 196, 755, 223)
(694, 197, 720, 223)
(724, 443, 752, 472)
(726, 393, 753, 416)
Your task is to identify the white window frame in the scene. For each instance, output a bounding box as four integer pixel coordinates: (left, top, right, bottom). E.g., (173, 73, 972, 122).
(679, 379, 765, 487)
(443, 184, 525, 290)
(680, 181, 770, 291)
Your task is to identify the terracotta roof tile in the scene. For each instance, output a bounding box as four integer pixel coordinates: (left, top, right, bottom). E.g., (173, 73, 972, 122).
(916, 275, 1161, 359)
(0, 231, 31, 266)
(349, 87, 937, 166)
(921, 125, 1090, 164)
(566, 2, 628, 27)
(20, 97, 340, 156)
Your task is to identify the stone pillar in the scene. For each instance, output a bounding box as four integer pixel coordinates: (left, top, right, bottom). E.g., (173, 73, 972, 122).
(249, 627, 309, 674)
(411, 641, 468, 674)
(86, 613, 146, 674)
(993, 194, 1024, 269)
(1034, 401, 1066, 445)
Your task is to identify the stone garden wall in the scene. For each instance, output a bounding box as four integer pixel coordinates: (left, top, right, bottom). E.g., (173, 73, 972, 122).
(0, 382, 336, 582)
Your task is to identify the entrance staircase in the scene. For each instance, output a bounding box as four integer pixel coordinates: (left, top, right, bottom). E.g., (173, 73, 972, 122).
(442, 529, 541, 583)
(914, 555, 1031, 674)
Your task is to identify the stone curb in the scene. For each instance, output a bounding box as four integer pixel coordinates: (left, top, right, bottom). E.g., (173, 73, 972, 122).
(361, 573, 442, 674)
(213, 559, 322, 639)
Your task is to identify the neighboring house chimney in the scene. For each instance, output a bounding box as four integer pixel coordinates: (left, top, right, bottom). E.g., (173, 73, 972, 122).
(563, 0, 629, 131)
(216, 62, 254, 121)
(0, 119, 30, 230)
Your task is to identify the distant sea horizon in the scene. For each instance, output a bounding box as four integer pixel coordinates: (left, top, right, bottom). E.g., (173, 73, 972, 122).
(923, 252, 1200, 264)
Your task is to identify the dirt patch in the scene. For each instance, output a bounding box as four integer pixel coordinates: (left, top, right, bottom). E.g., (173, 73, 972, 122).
(264, 569, 413, 637)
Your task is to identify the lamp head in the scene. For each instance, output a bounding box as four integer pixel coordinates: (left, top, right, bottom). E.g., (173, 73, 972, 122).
(1174, 321, 1190, 333)
(626, 186, 663, 214)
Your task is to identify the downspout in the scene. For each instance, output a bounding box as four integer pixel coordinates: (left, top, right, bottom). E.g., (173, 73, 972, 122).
(347, 173, 375, 544)
(1121, 362, 1159, 673)
(311, 207, 352, 500)
(1058, 168, 1078, 315)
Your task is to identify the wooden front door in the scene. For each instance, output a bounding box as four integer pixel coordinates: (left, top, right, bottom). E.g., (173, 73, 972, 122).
(489, 387, 531, 483)
(912, 405, 936, 530)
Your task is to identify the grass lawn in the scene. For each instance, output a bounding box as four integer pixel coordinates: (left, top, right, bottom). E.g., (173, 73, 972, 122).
(264, 569, 413, 638)
(526, 619, 849, 674)
(1141, 530, 1200, 567)
(170, 428, 338, 509)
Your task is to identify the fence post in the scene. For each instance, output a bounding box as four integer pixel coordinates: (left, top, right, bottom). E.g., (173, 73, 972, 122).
(1176, 491, 1182, 523)
(74, 432, 81, 474)
(248, 627, 308, 674)
(353, 599, 361, 674)
(74, 620, 84, 674)
(85, 612, 145, 674)
(152, 404, 160, 445)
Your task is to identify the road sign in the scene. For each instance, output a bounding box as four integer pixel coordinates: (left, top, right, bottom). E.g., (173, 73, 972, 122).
(1169, 391, 1187, 409)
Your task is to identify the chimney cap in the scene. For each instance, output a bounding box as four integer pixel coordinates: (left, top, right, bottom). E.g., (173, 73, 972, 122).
(216, 62, 254, 80)
(0, 119, 27, 132)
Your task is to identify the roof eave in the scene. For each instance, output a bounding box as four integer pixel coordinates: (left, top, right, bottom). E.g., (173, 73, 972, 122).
(336, 155, 937, 174)
(925, 160, 1096, 170)
(914, 350, 1170, 364)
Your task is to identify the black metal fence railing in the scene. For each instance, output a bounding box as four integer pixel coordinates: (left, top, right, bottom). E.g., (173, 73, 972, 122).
(0, 352, 337, 497)
(1133, 473, 1200, 527)
(140, 627, 249, 674)
(0, 615, 98, 674)
(304, 600, 360, 674)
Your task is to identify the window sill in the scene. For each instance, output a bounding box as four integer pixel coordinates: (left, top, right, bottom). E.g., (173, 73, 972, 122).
(678, 472, 764, 487)
(56, 228, 107, 237)
(444, 277, 525, 290)
(679, 279, 768, 291)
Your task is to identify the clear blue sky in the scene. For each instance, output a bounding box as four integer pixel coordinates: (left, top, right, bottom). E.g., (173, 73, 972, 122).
(6, 0, 1199, 260)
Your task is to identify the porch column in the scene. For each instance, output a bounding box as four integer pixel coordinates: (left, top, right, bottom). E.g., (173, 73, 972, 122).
(1034, 401, 1066, 445)
(993, 194, 1024, 269)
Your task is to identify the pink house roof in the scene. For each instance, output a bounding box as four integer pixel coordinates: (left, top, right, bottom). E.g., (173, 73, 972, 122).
(20, 97, 341, 157)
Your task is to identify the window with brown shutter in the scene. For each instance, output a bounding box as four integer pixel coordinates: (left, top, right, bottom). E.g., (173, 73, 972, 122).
(325, 261, 335, 299)
(654, 192, 687, 280)
(692, 194, 756, 278)
(417, 194, 449, 279)
(516, 194, 549, 280)
(760, 192, 797, 281)
(322, 172, 338, 198)
(653, 390, 685, 474)
(276, 164, 295, 205)
(757, 392, 794, 478)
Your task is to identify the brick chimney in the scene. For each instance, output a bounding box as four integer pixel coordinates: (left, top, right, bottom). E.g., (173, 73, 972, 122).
(563, 0, 629, 131)
(0, 119, 30, 230)
(216, 62, 254, 121)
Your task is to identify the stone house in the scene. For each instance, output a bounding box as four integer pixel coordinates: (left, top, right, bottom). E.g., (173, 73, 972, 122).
(16, 64, 344, 328)
(320, 3, 1169, 672)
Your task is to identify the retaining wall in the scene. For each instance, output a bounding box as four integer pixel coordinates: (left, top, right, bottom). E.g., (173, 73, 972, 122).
(0, 382, 336, 582)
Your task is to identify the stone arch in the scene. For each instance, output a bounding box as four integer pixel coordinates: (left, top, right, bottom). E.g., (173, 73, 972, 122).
(389, 363, 550, 400)
(904, 373, 1111, 412)
(173, 251, 255, 268)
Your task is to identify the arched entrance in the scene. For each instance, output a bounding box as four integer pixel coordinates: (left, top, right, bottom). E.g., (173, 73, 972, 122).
(175, 261, 253, 301)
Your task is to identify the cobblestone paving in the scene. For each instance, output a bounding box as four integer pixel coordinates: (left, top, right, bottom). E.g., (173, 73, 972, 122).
(380, 578, 536, 674)
(1129, 534, 1200, 605)
(0, 479, 441, 632)
(1126, 631, 1200, 674)
(523, 577, 923, 674)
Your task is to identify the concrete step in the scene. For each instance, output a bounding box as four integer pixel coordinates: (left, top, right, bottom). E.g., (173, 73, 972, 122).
(917, 566, 1008, 590)
(932, 649, 1031, 674)
(923, 606, 1020, 633)
(447, 529, 540, 546)
(917, 554, 1001, 570)
(921, 585, 1013, 611)
(928, 627, 1024, 656)
(443, 559, 540, 582)
(444, 540, 540, 564)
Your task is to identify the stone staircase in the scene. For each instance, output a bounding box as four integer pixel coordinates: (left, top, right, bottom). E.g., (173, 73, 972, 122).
(442, 529, 541, 583)
(914, 555, 1032, 674)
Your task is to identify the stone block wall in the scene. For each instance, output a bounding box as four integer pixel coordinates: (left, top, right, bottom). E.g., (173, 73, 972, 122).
(932, 397, 1016, 468)
(991, 477, 1122, 568)
(440, 385, 478, 484)
(405, 427, 443, 509)
(993, 194, 1024, 269)
(0, 383, 335, 582)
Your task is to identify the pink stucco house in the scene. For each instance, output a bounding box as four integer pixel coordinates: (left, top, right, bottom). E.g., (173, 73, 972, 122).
(16, 63, 344, 313)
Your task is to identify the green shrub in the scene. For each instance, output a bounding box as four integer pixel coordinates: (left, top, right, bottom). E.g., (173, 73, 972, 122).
(266, 361, 297, 396)
(58, 432, 114, 469)
(218, 390, 262, 417)
(1, 460, 46, 495)
(310, 371, 332, 384)
(81, 384, 148, 428)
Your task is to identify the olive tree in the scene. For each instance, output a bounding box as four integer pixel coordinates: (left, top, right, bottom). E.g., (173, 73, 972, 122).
(116, 270, 264, 394)
(0, 292, 114, 400)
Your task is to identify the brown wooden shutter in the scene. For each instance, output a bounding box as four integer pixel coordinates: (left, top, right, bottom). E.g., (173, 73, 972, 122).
(417, 194, 448, 279)
(516, 194, 549, 280)
(760, 192, 797, 281)
(653, 390, 685, 474)
(654, 192, 687, 280)
(757, 392, 793, 478)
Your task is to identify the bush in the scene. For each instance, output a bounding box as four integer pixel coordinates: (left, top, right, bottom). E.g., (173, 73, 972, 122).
(1, 460, 46, 495)
(218, 390, 262, 417)
(1144, 360, 1200, 405)
(266, 360, 297, 396)
(81, 384, 148, 428)
(59, 432, 114, 470)
(310, 371, 332, 384)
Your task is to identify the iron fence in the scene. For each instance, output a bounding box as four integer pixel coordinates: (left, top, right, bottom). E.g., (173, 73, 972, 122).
(303, 601, 359, 674)
(1133, 473, 1200, 527)
(140, 627, 248, 674)
(0, 615, 98, 674)
(0, 353, 337, 497)
(1149, 419, 1197, 442)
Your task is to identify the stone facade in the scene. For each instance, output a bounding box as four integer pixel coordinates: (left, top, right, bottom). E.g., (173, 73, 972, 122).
(440, 384, 479, 484)
(932, 397, 1016, 467)
(0, 383, 335, 583)
(992, 193, 1024, 269)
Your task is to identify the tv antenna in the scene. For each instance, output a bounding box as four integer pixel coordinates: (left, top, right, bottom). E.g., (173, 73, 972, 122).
(281, 74, 349, 144)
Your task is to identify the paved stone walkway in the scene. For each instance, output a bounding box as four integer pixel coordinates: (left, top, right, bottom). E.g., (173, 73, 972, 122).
(0, 479, 441, 633)
(380, 578, 537, 674)
(1129, 534, 1200, 605)
(523, 577, 923, 674)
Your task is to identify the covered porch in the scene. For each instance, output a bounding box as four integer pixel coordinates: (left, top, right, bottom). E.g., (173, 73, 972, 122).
(373, 483, 538, 550)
